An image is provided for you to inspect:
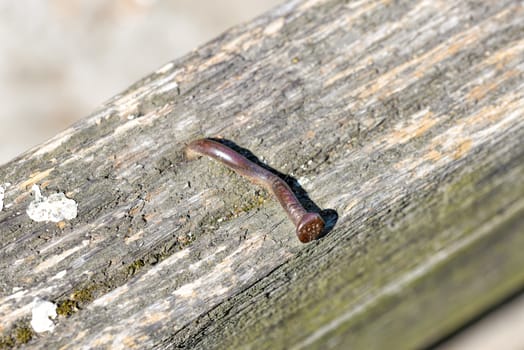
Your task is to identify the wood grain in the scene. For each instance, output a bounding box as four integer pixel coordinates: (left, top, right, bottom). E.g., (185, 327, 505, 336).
(0, 0, 523, 348)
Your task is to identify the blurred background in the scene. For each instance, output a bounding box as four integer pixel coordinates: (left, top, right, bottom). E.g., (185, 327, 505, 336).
(0, 0, 282, 165)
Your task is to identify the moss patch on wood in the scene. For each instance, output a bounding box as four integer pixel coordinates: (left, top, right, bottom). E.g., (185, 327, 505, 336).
(0, 321, 34, 349)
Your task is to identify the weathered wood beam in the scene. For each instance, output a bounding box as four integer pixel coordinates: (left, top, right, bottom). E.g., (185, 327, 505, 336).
(0, 0, 523, 348)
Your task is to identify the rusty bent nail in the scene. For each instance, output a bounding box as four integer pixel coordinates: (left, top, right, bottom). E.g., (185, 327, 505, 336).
(185, 138, 324, 243)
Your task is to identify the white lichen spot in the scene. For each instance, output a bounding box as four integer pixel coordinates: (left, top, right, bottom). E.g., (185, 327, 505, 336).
(30, 298, 57, 333)
(26, 185, 78, 222)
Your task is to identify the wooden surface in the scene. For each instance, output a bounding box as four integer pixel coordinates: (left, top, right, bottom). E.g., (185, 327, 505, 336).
(1, 0, 523, 348)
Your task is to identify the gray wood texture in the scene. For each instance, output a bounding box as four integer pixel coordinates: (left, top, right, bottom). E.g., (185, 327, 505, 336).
(1, 0, 523, 348)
